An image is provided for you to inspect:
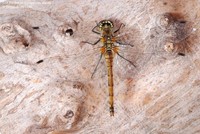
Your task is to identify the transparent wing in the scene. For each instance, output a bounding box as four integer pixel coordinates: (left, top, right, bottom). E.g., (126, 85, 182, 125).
(114, 45, 153, 78)
(112, 26, 154, 79)
(35, 43, 107, 82)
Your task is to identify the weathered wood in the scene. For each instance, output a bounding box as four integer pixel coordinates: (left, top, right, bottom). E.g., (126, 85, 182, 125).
(0, 0, 200, 134)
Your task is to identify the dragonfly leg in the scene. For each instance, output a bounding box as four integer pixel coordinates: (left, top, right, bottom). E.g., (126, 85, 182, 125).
(92, 25, 101, 34)
(82, 39, 100, 45)
(116, 41, 134, 47)
(114, 23, 125, 33)
(116, 52, 136, 67)
(91, 53, 103, 78)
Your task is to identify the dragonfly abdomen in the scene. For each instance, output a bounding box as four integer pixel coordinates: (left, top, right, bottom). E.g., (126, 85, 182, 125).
(104, 51, 114, 116)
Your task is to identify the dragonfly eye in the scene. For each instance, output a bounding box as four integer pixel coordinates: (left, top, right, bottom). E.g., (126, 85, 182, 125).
(99, 20, 114, 29)
(103, 23, 111, 27)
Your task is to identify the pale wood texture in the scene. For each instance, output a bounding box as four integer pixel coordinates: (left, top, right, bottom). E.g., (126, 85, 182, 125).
(0, 0, 200, 134)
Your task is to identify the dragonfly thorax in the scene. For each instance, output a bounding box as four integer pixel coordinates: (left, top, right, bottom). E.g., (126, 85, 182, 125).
(106, 43, 113, 51)
(101, 35, 114, 44)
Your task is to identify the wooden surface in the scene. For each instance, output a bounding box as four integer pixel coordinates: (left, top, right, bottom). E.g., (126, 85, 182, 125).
(0, 0, 200, 134)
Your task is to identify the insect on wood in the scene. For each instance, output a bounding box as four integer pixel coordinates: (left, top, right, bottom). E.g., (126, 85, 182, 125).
(82, 20, 136, 116)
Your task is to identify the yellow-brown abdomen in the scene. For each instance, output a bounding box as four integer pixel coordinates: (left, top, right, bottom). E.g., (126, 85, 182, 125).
(104, 51, 114, 116)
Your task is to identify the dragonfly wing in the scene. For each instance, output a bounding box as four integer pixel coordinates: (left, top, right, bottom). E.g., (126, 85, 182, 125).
(113, 28, 154, 79)
(33, 44, 105, 82)
(114, 43, 154, 79)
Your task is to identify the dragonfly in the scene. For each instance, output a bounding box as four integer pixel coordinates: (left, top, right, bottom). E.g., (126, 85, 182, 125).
(81, 20, 139, 116)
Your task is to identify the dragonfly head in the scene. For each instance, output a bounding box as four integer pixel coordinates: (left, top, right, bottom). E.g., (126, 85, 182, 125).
(98, 20, 114, 32)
